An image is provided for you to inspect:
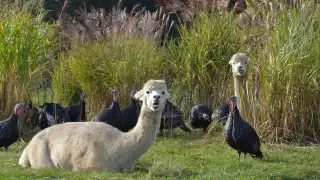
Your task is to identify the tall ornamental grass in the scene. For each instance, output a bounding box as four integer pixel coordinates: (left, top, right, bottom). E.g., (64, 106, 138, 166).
(165, 11, 246, 116)
(52, 36, 166, 118)
(0, 7, 57, 117)
(52, 1, 320, 143)
(247, 1, 320, 142)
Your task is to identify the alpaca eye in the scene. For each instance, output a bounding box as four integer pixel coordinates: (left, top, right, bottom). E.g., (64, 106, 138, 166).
(146, 91, 149, 94)
(162, 91, 165, 95)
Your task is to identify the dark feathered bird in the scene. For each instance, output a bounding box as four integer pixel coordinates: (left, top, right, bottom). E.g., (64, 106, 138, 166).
(64, 92, 87, 122)
(224, 96, 263, 160)
(0, 104, 26, 151)
(189, 104, 213, 132)
(212, 103, 230, 125)
(160, 100, 191, 134)
(37, 102, 66, 128)
(118, 90, 140, 132)
(91, 90, 122, 128)
(27, 106, 47, 130)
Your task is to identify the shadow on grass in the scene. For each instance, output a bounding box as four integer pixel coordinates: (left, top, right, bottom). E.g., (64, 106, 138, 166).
(259, 155, 291, 164)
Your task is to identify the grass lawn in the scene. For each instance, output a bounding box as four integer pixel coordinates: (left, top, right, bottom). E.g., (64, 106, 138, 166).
(0, 127, 319, 180)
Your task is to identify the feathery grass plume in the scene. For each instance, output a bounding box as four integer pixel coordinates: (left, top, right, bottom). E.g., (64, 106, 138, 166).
(59, 6, 168, 43)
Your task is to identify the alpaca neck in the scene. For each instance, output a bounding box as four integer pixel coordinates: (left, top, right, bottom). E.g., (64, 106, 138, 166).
(233, 75, 247, 113)
(122, 102, 162, 158)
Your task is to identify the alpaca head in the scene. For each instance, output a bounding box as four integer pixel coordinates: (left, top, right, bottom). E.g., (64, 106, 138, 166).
(229, 53, 250, 77)
(134, 80, 169, 112)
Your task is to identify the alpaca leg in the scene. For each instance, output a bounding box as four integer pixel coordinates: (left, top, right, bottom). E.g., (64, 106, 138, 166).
(124, 163, 136, 172)
(243, 153, 247, 161)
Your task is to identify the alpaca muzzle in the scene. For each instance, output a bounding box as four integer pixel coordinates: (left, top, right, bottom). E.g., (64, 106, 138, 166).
(152, 101, 160, 109)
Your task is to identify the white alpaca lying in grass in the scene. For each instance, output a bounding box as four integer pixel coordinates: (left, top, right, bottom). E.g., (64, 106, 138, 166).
(19, 79, 169, 172)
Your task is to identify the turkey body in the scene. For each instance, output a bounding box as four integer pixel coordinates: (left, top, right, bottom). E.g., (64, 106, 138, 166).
(160, 101, 191, 133)
(118, 96, 140, 132)
(189, 104, 213, 132)
(92, 100, 122, 129)
(38, 103, 66, 129)
(0, 114, 20, 151)
(64, 98, 86, 122)
(224, 103, 263, 159)
(212, 103, 230, 125)
(28, 107, 48, 130)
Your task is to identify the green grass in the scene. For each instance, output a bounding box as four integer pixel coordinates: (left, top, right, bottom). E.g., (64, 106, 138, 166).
(1, 130, 319, 179)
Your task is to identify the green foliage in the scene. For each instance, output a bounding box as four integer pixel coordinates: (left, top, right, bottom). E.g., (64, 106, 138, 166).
(166, 11, 246, 115)
(52, 36, 166, 115)
(1, 0, 44, 15)
(0, 7, 57, 117)
(240, 1, 320, 142)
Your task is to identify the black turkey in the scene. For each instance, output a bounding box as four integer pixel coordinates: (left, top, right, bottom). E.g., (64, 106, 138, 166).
(212, 103, 230, 125)
(224, 96, 263, 160)
(160, 100, 191, 134)
(118, 90, 140, 132)
(37, 102, 66, 129)
(64, 92, 87, 122)
(26, 106, 47, 130)
(92, 90, 122, 129)
(189, 104, 213, 132)
(0, 104, 26, 151)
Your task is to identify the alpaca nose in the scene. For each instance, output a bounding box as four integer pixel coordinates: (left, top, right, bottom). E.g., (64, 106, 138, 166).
(153, 95, 160, 100)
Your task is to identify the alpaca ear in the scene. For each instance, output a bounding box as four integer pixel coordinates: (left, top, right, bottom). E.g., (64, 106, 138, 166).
(228, 58, 234, 65)
(134, 90, 145, 100)
(166, 91, 170, 99)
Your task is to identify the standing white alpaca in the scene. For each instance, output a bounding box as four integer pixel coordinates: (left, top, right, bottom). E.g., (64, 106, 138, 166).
(212, 53, 251, 124)
(229, 53, 250, 114)
(19, 79, 169, 172)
